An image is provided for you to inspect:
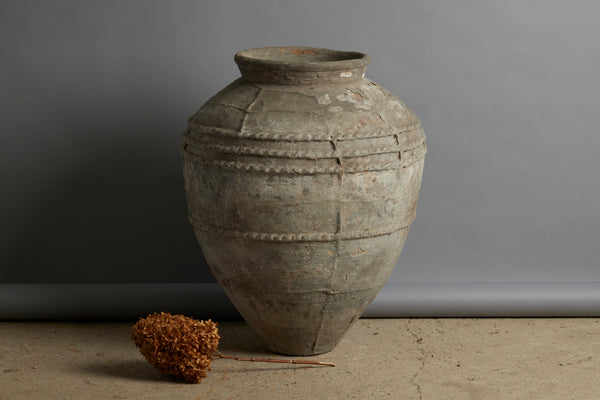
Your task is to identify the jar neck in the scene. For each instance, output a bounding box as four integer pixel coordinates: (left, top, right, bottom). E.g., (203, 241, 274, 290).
(234, 47, 370, 85)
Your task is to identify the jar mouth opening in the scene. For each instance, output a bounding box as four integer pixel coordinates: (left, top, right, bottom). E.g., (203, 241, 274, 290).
(235, 47, 370, 72)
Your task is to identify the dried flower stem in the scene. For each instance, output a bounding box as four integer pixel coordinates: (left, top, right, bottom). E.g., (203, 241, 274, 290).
(214, 349, 335, 367)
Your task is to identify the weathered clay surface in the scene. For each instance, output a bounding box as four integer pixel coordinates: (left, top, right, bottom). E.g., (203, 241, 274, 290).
(182, 47, 426, 355)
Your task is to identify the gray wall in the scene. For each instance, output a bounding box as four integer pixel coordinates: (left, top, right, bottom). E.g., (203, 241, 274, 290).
(2, 1, 600, 316)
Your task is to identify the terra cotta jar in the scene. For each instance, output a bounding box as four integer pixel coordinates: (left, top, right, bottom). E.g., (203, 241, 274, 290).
(182, 47, 426, 355)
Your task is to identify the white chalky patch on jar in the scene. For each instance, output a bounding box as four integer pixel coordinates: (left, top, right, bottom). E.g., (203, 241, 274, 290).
(388, 99, 408, 118)
(317, 94, 331, 105)
(336, 90, 373, 110)
(362, 83, 385, 99)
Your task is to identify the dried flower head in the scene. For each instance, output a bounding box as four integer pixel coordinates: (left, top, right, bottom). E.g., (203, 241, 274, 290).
(130, 312, 220, 383)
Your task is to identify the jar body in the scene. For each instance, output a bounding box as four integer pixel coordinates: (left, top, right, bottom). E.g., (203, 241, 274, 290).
(182, 47, 426, 355)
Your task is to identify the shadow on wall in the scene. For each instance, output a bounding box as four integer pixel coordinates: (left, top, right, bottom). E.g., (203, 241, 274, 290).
(4, 130, 214, 284)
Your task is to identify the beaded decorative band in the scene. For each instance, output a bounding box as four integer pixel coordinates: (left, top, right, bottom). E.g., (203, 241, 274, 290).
(188, 214, 412, 242)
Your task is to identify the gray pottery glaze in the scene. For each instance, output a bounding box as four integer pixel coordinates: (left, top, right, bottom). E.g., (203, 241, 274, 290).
(182, 47, 426, 355)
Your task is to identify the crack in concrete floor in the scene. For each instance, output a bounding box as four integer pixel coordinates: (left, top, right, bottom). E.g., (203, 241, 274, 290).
(406, 319, 425, 400)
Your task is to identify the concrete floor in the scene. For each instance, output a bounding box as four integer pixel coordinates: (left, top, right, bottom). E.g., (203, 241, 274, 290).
(1, 318, 599, 399)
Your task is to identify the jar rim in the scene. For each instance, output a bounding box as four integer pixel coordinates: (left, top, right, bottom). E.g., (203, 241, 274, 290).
(234, 47, 370, 72)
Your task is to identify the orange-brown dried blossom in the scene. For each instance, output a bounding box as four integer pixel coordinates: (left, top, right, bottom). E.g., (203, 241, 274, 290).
(130, 312, 220, 383)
